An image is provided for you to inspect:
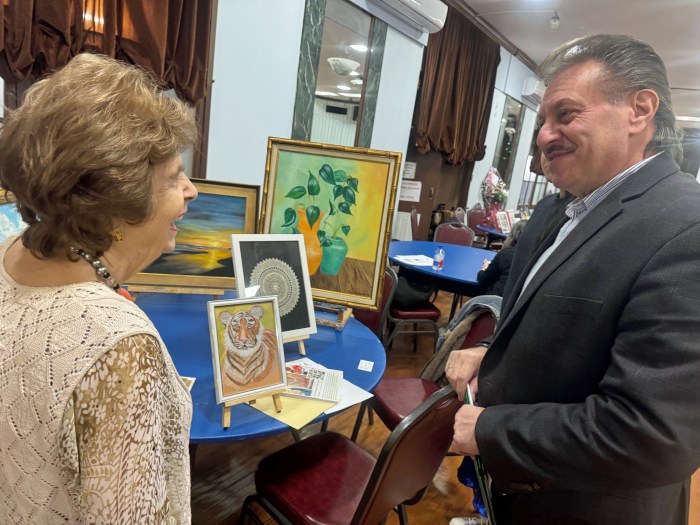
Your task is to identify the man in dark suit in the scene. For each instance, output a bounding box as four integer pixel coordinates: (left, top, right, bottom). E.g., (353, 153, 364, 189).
(446, 34, 700, 524)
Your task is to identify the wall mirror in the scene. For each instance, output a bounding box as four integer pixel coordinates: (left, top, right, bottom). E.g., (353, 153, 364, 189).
(492, 95, 525, 186)
(311, 0, 371, 146)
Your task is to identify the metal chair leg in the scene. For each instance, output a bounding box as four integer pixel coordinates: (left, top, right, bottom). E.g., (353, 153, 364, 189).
(397, 503, 410, 525)
(351, 401, 368, 441)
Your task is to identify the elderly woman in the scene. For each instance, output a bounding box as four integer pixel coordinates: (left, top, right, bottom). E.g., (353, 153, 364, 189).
(0, 54, 198, 523)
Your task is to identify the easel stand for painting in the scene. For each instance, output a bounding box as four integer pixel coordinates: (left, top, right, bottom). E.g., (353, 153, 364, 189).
(221, 390, 284, 429)
(283, 334, 309, 355)
(314, 301, 353, 331)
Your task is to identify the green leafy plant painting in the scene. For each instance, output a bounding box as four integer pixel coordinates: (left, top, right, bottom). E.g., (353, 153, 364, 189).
(262, 139, 401, 310)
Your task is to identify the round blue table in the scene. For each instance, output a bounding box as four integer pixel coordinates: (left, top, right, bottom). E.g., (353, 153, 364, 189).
(476, 224, 508, 249)
(388, 240, 495, 293)
(135, 292, 386, 443)
(389, 241, 496, 318)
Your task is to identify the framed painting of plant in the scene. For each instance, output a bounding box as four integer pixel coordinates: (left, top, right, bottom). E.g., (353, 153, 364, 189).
(127, 179, 259, 290)
(260, 138, 401, 310)
(0, 191, 28, 243)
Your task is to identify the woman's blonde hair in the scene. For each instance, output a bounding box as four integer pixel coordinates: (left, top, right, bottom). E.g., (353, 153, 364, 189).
(0, 52, 197, 258)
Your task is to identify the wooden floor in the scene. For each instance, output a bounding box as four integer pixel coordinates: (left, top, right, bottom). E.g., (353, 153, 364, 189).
(190, 292, 700, 525)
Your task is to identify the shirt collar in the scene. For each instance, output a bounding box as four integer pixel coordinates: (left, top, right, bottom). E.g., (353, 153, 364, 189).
(565, 152, 662, 219)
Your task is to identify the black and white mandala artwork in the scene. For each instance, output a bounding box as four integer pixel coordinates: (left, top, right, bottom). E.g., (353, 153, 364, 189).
(249, 257, 300, 317)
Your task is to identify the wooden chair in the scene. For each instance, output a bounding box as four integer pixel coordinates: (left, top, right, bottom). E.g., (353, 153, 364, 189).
(352, 297, 500, 442)
(240, 385, 461, 525)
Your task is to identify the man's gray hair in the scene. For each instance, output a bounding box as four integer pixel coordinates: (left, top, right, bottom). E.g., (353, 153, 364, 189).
(537, 34, 682, 162)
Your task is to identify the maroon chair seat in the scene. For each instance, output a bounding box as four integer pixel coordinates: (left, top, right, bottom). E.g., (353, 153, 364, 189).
(371, 377, 440, 429)
(241, 386, 461, 525)
(255, 432, 375, 524)
(386, 300, 441, 352)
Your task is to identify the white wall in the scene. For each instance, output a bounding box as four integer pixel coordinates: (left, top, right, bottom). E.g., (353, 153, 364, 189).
(207, 1, 425, 199)
(370, 27, 423, 157)
(206, 0, 306, 186)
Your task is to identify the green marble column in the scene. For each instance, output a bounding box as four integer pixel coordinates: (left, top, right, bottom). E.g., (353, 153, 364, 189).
(356, 19, 387, 148)
(291, 0, 326, 141)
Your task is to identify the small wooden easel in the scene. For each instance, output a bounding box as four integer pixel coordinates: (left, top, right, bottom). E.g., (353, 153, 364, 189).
(221, 389, 284, 429)
(283, 334, 309, 355)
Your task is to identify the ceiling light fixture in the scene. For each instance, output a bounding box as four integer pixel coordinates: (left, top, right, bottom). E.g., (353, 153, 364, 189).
(327, 57, 361, 76)
(550, 11, 560, 31)
(350, 44, 368, 53)
(336, 84, 351, 91)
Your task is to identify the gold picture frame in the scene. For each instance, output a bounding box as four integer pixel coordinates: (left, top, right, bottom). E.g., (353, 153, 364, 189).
(127, 179, 259, 290)
(260, 138, 401, 311)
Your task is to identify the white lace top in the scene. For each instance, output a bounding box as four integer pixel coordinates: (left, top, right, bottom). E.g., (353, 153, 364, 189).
(0, 237, 192, 524)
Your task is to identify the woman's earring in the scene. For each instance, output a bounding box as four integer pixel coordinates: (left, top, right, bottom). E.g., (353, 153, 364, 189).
(112, 227, 124, 242)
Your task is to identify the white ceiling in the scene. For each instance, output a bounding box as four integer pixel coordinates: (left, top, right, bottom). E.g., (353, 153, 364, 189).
(449, 0, 700, 122)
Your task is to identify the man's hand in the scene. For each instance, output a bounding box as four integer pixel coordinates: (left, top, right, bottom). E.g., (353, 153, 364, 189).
(445, 346, 488, 402)
(451, 404, 485, 456)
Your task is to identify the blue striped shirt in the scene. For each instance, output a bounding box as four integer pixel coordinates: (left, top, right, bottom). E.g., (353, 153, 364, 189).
(518, 153, 661, 298)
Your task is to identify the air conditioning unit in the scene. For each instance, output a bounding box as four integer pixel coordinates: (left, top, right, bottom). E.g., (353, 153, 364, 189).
(522, 77, 545, 106)
(373, 0, 448, 34)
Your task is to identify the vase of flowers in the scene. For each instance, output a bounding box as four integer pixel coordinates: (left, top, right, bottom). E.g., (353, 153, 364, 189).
(479, 167, 508, 227)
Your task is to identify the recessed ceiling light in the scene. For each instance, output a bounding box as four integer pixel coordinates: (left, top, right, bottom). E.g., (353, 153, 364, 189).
(345, 93, 362, 98)
(350, 44, 368, 53)
(349, 71, 360, 76)
(315, 91, 338, 97)
(350, 79, 363, 85)
(336, 85, 351, 91)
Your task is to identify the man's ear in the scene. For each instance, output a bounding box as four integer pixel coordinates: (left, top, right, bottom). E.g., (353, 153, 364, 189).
(629, 89, 659, 134)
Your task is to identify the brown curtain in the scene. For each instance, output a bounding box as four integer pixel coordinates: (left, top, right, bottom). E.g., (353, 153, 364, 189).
(416, 11, 500, 166)
(0, 0, 213, 102)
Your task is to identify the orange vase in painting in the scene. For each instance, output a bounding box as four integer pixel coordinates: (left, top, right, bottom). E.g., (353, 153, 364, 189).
(296, 207, 323, 275)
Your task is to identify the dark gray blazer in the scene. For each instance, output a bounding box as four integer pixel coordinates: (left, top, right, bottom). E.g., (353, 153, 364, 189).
(476, 152, 700, 525)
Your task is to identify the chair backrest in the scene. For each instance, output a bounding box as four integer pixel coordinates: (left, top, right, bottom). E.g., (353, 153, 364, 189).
(420, 295, 501, 384)
(454, 206, 466, 224)
(460, 309, 497, 349)
(434, 222, 475, 247)
(351, 385, 461, 525)
(467, 208, 486, 232)
(353, 266, 398, 338)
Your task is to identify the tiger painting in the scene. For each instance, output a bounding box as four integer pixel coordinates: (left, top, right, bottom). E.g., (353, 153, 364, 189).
(219, 306, 278, 386)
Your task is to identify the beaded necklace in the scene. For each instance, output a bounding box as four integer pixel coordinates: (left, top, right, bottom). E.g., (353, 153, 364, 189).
(71, 247, 133, 301)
